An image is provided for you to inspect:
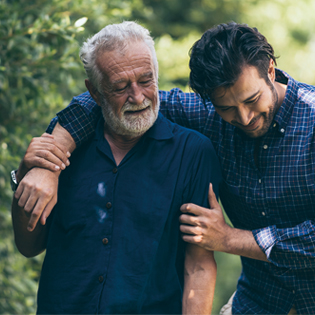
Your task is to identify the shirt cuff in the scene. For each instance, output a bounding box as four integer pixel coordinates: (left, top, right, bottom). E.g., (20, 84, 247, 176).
(46, 117, 58, 134)
(253, 225, 279, 259)
(50, 104, 96, 147)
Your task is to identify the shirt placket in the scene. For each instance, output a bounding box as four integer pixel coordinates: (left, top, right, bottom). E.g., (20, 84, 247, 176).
(241, 139, 268, 222)
(256, 124, 284, 222)
(96, 166, 119, 313)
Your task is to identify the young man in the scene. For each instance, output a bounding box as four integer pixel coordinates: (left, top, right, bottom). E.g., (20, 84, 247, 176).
(13, 22, 315, 313)
(11, 22, 220, 314)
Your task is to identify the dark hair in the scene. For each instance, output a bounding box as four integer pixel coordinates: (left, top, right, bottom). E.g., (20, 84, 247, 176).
(189, 22, 277, 102)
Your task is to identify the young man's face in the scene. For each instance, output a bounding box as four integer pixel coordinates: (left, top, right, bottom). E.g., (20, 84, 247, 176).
(212, 63, 281, 138)
(95, 41, 159, 138)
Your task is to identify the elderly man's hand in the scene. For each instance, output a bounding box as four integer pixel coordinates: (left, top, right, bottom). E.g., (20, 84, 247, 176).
(179, 183, 232, 252)
(14, 133, 70, 231)
(14, 168, 59, 231)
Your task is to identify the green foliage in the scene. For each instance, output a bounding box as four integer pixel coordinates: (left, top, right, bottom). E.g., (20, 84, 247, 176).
(1, 0, 315, 313)
(132, 0, 245, 39)
(0, 206, 45, 313)
(238, 0, 315, 85)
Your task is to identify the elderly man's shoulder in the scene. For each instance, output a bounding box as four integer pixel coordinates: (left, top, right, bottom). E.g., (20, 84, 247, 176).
(159, 113, 215, 152)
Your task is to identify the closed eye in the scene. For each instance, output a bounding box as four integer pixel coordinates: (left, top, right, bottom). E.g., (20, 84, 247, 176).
(115, 86, 127, 93)
(218, 107, 233, 112)
(246, 95, 260, 104)
(140, 78, 153, 85)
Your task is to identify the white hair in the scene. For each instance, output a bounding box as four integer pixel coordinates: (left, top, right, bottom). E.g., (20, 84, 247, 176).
(80, 21, 158, 92)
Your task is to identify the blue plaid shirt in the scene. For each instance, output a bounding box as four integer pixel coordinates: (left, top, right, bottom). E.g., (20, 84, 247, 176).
(48, 69, 315, 313)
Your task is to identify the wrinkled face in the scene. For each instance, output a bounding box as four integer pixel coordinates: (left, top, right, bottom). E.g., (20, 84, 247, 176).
(96, 41, 159, 138)
(212, 65, 280, 138)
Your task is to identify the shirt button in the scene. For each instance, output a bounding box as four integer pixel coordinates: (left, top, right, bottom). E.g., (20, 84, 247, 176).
(292, 290, 295, 294)
(98, 276, 104, 283)
(273, 123, 277, 128)
(102, 238, 109, 245)
(280, 128, 285, 133)
(258, 179, 262, 184)
(262, 212, 266, 216)
(106, 202, 112, 209)
(263, 144, 268, 150)
(112, 167, 118, 174)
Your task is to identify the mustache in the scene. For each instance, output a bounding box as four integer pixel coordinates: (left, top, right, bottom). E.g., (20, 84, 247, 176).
(122, 99, 152, 112)
(232, 113, 264, 128)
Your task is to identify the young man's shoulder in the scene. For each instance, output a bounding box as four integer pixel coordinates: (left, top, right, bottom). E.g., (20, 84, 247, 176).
(297, 82, 315, 106)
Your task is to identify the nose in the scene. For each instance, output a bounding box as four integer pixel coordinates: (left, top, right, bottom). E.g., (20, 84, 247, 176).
(236, 105, 254, 126)
(127, 83, 145, 105)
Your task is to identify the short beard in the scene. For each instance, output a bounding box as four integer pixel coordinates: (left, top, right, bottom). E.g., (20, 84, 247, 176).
(100, 97, 160, 138)
(238, 81, 279, 138)
(256, 81, 279, 137)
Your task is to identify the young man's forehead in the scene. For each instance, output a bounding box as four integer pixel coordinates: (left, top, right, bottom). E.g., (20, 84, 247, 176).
(213, 67, 266, 102)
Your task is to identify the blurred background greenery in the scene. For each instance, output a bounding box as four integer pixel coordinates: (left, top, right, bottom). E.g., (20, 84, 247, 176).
(1, 0, 315, 313)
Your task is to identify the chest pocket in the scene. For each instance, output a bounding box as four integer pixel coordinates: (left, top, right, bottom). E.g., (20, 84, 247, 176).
(55, 177, 94, 230)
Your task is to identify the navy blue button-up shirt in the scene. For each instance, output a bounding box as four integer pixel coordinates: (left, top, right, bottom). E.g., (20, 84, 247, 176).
(41, 113, 221, 314)
(47, 69, 315, 313)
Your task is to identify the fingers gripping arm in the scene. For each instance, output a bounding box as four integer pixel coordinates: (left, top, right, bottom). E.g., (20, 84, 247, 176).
(12, 123, 76, 232)
(180, 184, 268, 262)
(16, 123, 76, 181)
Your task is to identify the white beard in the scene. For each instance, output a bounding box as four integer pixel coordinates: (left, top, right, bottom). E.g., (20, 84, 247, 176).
(100, 97, 159, 138)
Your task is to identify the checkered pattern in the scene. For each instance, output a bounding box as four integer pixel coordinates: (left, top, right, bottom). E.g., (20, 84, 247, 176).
(47, 92, 100, 146)
(47, 69, 315, 313)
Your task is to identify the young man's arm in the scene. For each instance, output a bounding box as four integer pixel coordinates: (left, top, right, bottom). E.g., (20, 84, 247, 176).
(182, 244, 216, 314)
(180, 184, 315, 268)
(180, 184, 268, 262)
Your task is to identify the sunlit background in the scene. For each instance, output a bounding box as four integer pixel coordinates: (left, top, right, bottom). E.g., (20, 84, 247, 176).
(1, 0, 314, 313)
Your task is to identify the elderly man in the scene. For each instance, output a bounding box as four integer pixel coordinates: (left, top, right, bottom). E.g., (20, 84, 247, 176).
(11, 22, 221, 314)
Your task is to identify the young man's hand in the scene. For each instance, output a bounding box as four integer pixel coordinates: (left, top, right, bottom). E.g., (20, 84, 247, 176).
(16, 133, 70, 182)
(179, 184, 268, 261)
(179, 183, 230, 252)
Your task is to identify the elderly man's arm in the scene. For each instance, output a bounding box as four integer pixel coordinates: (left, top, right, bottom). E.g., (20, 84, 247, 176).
(11, 197, 49, 257)
(182, 244, 216, 314)
(13, 93, 100, 230)
(14, 123, 75, 231)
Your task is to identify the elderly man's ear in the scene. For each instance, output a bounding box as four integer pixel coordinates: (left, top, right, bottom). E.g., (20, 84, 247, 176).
(85, 79, 101, 106)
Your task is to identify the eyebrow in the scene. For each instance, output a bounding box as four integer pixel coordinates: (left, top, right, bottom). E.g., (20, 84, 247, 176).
(111, 72, 154, 86)
(213, 90, 260, 108)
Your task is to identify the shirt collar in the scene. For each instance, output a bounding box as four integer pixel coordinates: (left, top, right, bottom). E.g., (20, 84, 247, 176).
(144, 112, 174, 140)
(273, 69, 298, 131)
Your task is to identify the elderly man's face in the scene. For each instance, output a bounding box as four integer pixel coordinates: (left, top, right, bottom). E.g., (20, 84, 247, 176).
(96, 41, 159, 138)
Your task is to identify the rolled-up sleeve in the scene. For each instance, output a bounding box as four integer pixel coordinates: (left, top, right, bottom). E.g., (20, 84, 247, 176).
(253, 220, 315, 269)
